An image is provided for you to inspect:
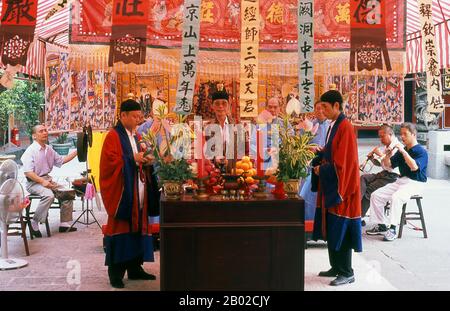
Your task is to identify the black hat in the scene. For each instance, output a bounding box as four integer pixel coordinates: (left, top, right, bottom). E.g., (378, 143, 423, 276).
(120, 99, 141, 112)
(320, 90, 343, 105)
(212, 83, 229, 101)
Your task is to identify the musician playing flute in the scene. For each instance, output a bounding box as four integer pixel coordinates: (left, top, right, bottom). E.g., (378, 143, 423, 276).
(366, 123, 428, 241)
(360, 125, 400, 225)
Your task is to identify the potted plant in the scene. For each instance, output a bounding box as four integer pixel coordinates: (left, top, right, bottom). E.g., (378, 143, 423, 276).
(140, 107, 194, 200)
(51, 132, 72, 156)
(275, 116, 317, 198)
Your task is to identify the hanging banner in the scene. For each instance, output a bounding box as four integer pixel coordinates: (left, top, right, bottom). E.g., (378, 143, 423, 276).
(418, 0, 444, 113)
(45, 0, 71, 20)
(349, 0, 391, 72)
(298, 0, 314, 113)
(71, 0, 405, 51)
(108, 0, 150, 66)
(239, 0, 260, 118)
(174, 0, 201, 115)
(0, 0, 38, 67)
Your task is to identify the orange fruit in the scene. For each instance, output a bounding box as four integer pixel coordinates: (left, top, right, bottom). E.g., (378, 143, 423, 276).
(250, 169, 257, 176)
(241, 156, 251, 163)
(240, 163, 250, 171)
(245, 176, 255, 184)
(236, 161, 243, 169)
(247, 161, 253, 169)
(236, 168, 244, 175)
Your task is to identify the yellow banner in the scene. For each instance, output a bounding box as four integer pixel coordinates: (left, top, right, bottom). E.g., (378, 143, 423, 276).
(418, 0, 444, 113)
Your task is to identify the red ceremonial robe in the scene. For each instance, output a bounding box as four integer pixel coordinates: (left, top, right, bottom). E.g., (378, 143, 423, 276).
(100, 121, 154, 266)
(312, 113, 362, 252)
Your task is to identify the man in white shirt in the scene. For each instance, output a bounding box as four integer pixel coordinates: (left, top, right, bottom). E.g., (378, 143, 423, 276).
(21, 125, 78, 237)
(360, 125, 400, 224)
(207, 87, 236, 173)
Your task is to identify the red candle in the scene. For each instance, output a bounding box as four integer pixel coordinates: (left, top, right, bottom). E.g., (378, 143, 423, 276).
(196, 121, 205, 178)
(256, 128, 264, 177)
(201, 134, 206, 178)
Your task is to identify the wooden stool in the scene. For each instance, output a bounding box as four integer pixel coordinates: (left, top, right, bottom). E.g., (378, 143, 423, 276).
(4, 214, 30, 256)
(398, 195, 428, 239)
(24, 194, 61, 239)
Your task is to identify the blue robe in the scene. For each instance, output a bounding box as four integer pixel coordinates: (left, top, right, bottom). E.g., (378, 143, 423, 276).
(299, 119, 330, 221)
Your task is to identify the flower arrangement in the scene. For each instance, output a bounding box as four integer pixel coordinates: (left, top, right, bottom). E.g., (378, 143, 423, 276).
(140, 106, 194, 184)
(275, 115, 318, 182)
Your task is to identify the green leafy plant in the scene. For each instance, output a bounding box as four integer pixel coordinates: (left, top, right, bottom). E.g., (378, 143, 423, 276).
(0, 79, 44, 145)
(15, 82, 44, 139)
(154, 158, 194, 183)
(55, 132, 69, 144)
(275, 115, 317, 182)
(140, 107, 194, 183)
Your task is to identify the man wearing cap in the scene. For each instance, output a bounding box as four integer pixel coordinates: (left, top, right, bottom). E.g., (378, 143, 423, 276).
(207, 86, 237, 172)
(100, 99, 156, 288)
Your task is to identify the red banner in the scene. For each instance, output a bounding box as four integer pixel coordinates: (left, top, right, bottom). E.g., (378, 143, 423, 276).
(71, 0, 405, 51)
(0, 0, 38, 66)
(108, 0, 150, 65)
(350, 0, 391, 71)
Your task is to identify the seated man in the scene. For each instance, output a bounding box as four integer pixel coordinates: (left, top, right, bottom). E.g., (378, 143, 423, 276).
(21, 125, 78, 237)
(366, 123, 428, 241)
(360, 125, 400, 224)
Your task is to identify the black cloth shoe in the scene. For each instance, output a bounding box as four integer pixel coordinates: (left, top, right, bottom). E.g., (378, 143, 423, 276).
(330, 275, 355, 286)
(30, 228, 42, 238)
(59, 226, 77, 233)
(110, 278, 125, 289)
(318, 268, 338, 277)
(128, 267, 156, 280)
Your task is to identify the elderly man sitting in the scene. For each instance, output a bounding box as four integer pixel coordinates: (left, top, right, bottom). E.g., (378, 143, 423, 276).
(360, 125, 400, 225)
(21, 125, 78, 237)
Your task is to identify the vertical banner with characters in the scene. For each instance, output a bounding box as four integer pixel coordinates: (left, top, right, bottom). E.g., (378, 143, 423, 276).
(418, 0, 444, 113)
(108, 0, 150, 66)
(174, 0, 201, 115)
(239, 0, 260, 118)
(350, 0, 391, 72)
(0, 0, 38, 67)
(298, 0, 314, 112)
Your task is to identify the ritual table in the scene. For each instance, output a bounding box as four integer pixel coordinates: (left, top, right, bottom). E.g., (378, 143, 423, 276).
(160, 194, 304, 290)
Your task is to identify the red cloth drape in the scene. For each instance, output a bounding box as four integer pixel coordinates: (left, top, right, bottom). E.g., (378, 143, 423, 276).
(0, 0, 38, 67)
(350, 0, 392, 72)
(108, 0, 150, 66)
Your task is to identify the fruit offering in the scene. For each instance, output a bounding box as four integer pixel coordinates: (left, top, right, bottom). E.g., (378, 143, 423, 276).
(234, 156, 258, 186)
(203, 159, 223, 193)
